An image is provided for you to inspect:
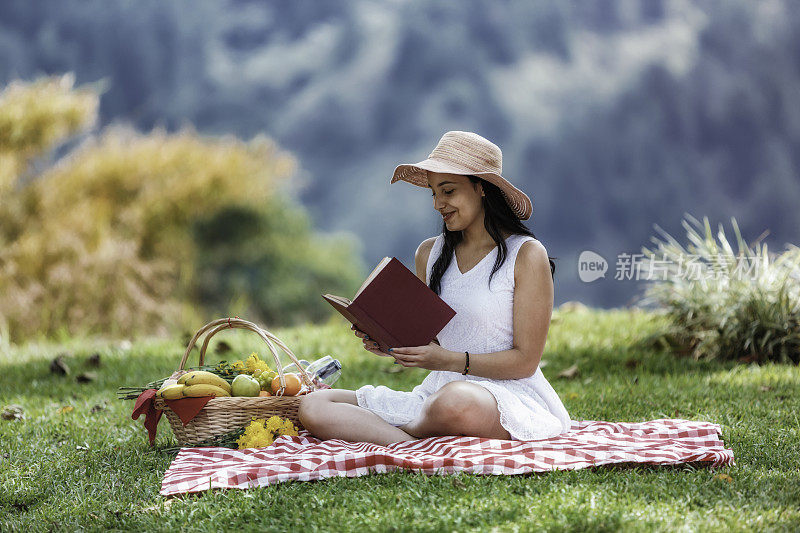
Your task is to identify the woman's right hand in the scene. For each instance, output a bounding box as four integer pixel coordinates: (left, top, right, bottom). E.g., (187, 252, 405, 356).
(351, 324, 393, 357)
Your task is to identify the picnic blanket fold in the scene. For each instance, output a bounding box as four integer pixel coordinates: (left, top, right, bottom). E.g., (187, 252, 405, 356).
(160, 418, 735, 496)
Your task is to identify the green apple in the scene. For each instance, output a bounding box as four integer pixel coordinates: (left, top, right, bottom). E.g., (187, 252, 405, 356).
(231, 374, 261, 397)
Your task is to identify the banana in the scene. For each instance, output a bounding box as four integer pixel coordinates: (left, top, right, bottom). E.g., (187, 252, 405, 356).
(157, 383, 186, 400)
(179, 371, 232, 394)
(183, 384, 231, 398)
(156, 378, 178, 398)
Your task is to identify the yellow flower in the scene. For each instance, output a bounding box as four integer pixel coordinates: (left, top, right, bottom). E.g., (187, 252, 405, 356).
(236, 419, 274, 448)
(236, 416, 298, 449)
(244, 352, 272, 374)
(280, 418, 298, 436)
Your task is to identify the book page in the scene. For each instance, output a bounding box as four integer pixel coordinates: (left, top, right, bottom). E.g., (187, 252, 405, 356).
(354, 256, 391, 299)
(323, 294, 352, 305)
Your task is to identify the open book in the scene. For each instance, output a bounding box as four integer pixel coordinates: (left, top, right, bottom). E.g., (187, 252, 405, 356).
(322, 257, 456, 354)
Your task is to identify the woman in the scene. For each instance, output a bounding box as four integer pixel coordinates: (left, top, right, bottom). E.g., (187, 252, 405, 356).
(298, 131, 571, 445)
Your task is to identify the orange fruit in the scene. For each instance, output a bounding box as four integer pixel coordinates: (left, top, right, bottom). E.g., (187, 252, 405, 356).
(271, 373, 302, 396)
(258, 390, 272, 397)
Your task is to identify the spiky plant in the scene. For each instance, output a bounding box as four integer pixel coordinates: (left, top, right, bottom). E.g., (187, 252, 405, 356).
(634, 214, 800, 364)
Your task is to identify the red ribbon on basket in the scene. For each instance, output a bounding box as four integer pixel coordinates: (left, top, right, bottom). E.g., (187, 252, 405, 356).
(132, 389, 213, 445)
(132, 389, 162, 445)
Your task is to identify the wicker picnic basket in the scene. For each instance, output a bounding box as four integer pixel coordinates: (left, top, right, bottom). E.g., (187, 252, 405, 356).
(154, 317, 319, 445)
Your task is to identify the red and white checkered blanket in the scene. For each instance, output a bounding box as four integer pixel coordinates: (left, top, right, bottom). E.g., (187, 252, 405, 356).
(160, 418, 735, 496)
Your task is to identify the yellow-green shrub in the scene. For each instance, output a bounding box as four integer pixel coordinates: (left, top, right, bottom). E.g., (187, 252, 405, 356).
(0, 73, 97, 193)
(0, 75, 364, 343)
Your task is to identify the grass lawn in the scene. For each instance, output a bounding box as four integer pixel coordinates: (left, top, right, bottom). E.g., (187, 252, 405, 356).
(1, 309, 798, 532)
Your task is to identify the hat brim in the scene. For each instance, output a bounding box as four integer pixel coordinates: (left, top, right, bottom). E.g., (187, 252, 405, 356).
(391, 158, 533, 221)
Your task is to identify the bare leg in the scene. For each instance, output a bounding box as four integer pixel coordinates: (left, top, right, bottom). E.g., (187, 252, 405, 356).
(399, 381, 511, 440)
(298, 389, 417, 446)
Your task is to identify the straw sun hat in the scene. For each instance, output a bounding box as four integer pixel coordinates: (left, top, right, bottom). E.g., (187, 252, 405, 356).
(390, 131, 533, 220)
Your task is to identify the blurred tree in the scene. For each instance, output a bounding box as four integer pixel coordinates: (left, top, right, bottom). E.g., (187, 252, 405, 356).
(192, 200, 365, 327)
(0, 76, 365, 342)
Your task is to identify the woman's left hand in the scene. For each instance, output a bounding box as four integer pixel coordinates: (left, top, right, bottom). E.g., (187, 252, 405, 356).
(390, 342, 454, 371)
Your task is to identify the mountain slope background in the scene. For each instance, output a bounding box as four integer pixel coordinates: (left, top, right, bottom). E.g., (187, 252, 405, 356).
(2, 0, 798, 307)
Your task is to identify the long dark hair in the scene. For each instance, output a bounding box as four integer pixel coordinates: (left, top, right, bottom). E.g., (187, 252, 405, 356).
(429, 175, 557, 295)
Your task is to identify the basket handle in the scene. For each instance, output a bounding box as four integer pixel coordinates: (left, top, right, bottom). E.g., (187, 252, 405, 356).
(178, 317, 316, 391)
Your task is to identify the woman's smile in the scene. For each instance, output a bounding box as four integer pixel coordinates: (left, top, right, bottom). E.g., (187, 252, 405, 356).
(442, 212, 455, 222)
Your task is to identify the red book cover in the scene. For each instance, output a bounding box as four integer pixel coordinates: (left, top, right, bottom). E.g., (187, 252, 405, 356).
(322, 257, 456, 353)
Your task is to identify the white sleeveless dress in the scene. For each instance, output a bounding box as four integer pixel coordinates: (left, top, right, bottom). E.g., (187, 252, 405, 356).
(355, 233, 572, 441)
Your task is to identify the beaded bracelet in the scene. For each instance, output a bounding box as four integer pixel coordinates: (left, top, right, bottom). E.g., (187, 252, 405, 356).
(462, 351, 470, 375)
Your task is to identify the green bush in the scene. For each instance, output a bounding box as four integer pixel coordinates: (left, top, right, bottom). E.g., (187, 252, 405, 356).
(191, 200, 366, 328)
(636, 214, 800, 364)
